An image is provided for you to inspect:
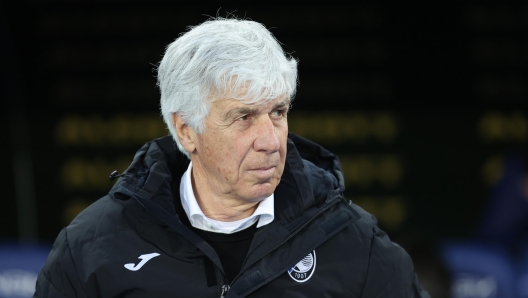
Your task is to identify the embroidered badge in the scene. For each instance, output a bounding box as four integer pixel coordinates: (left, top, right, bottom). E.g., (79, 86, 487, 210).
(288, 250, 316, 282)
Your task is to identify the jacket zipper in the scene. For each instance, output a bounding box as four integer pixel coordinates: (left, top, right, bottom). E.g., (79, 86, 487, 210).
(220, 284, 230, 298)
(227, 194, 344, 291)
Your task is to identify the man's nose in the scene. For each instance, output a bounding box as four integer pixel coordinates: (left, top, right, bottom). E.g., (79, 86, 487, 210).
(253, 115, 280, 153)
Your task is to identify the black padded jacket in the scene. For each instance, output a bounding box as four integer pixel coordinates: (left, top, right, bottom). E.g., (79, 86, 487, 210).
(34, 134, 431, 298)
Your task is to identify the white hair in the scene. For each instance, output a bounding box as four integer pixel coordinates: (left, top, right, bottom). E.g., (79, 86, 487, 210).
(157, 18, 298, 158)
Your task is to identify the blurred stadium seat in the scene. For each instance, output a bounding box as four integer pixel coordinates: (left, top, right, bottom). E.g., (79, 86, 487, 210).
(439, 241, 516, 298)
(517, 239, 528, 298)
(0, 244, 50, 298)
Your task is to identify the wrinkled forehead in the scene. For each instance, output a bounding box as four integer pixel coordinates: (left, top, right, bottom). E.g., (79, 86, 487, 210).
(208, 77, 292, 106)
(209, 90, 290, 110)
(211, 93, 290, 117)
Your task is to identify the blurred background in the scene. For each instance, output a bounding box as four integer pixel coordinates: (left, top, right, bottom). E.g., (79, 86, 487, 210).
(1, 1, 528, 297)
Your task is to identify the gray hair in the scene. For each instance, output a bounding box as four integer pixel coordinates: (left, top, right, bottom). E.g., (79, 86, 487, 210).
(157, 18, 298, 158)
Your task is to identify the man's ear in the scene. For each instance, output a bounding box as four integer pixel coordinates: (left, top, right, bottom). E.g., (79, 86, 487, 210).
(172, 114, 197, 154)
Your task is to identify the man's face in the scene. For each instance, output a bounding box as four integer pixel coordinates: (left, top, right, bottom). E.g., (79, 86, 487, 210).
(189, 95, 289, 203)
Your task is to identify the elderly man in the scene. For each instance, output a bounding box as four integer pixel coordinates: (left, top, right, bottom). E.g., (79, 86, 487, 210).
(35, 18, 430, 297)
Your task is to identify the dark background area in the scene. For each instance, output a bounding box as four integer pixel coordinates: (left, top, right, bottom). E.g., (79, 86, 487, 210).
(1, 1, 527, 246)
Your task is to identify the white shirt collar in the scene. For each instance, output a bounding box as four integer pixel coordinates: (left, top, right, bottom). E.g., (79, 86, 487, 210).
(179, 162, 274, 234)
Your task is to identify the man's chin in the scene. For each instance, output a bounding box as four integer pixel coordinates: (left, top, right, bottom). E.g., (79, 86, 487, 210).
(244, 182, 277, 202)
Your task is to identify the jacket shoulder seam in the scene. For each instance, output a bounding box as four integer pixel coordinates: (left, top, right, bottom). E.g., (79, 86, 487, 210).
(39, 271, 68, 297)
(358, 225, 376, 298)
(64, 228, 88, 296)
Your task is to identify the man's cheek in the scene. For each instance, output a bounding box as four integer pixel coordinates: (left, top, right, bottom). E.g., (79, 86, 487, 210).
(273, 167, 283, 183)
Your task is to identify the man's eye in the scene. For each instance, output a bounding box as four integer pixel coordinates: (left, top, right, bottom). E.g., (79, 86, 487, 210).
(271, 109, 286, 118)
(237, 115, 250, 121)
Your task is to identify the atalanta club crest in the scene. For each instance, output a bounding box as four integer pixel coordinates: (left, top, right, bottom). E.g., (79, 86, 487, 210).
(288, 250, 316, 283)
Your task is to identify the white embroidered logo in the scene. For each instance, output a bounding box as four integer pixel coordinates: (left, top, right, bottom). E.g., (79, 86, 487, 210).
(288, 250, 316, 282)
(124, 253, 160, 271)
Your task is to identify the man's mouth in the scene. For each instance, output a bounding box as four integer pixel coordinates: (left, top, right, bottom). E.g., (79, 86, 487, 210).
(249, 166, 276, 178)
